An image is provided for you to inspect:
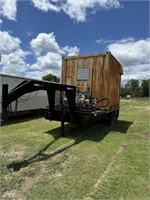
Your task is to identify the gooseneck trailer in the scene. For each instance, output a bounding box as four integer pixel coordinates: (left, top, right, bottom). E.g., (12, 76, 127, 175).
(1, 52, 123, 136)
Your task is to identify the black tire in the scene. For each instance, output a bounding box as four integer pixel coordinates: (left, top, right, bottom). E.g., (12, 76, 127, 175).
(105, 111, 118, 125)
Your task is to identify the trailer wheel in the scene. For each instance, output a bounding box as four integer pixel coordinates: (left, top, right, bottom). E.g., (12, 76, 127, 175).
(105, 111, 118, 125)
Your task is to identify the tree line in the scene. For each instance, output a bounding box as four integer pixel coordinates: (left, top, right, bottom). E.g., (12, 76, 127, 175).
(120, 79, 149, 98)
(42, 73, 60, 83)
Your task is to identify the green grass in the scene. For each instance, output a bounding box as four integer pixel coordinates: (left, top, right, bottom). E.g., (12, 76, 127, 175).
(0, 98, 149, 200)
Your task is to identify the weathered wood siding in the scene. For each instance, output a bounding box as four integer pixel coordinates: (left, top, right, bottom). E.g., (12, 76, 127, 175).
(61, 52, 123, 108)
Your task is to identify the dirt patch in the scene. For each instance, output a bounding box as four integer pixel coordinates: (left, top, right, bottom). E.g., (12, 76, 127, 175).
(2, 176, 40, 200)
(2, 142, 75, 199)
(145, 106, 150, 111)
(51, 171, 63, 178)
(2, 189, 20, 199)
(128, 105, 150, 111)
(130, 132, 149, 139)
(1, 145, 30, 159)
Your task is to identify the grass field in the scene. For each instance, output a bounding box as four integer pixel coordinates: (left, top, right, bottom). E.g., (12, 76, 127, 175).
(0, 98, 150, 200)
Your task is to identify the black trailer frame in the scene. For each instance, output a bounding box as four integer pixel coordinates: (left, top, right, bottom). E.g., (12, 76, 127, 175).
(2, 79, 119, 136)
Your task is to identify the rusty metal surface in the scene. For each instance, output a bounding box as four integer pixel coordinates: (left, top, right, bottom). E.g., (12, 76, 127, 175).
(61, 52, 123, 108)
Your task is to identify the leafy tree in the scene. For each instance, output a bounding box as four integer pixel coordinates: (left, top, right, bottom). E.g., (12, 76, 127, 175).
(120, 84, 126, 97)
(42, 73, 60, 83)
(141, 80, 149, 97)
(124, 79, 140, 97)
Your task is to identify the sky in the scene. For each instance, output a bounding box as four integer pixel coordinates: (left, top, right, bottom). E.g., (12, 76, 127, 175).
(0, 0, 149, 84)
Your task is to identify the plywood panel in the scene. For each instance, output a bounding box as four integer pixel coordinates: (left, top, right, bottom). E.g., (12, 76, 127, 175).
(61, 52, 123, 108)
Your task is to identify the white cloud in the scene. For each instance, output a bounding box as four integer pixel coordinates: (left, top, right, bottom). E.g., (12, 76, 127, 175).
(29, 46, 80, 77)
(31, 0, 60, 12)
(26, 31, 33, 37)
(1, 49, 29, 75)
(108, 37, 150, 66)
(62, 0, 121, 22)
(29, 32, 80, 77)
(0, 31, 21, 54)
(0, 31, 80, 78)
(122, 63, 149, 83)
(30, 32, 62, 55)
(0, 31, 30, 75)
(96, 38, 114, 44)
(31, 0, 121, 23)
(0, 0, 17, 21)
(30, 52, 62, 75)
(106, 37, 150, 83)
(0, 0, 121, 23)
(62, 46, 80, 56)
(24, 71, 44, 80)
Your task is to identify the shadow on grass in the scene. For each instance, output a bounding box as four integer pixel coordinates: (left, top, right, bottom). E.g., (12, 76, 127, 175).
(1, 113, 43, 127)
(7, 119, 133, 172)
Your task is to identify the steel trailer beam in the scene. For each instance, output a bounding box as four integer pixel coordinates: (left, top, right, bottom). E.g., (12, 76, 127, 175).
(2, 79, 76, 136)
